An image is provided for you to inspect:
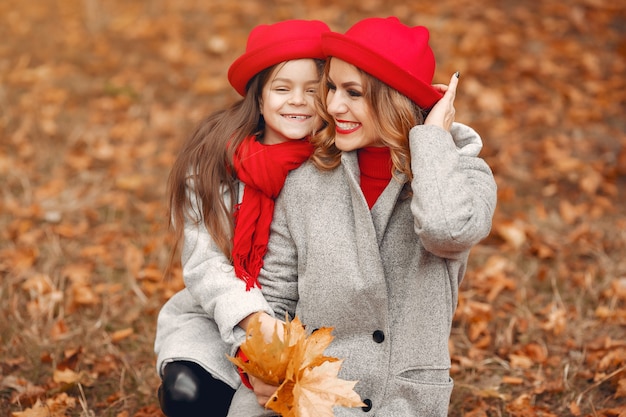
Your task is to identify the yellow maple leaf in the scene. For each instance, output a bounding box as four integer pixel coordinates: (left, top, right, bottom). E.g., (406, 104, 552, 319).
(228, 314, 364, 416)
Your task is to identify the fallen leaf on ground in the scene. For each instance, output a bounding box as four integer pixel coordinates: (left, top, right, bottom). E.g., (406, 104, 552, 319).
(11, 393, 76, 417)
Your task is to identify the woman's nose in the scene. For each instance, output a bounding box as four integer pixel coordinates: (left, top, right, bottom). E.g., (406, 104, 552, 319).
(326, 92, 346, 115)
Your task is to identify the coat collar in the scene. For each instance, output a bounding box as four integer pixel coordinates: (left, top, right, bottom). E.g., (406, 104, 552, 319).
(341, 151, 408, 244)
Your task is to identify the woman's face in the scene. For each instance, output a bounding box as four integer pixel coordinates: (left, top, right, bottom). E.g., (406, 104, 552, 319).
(260, 59, 321, 145)
(325, 58, 382, 151)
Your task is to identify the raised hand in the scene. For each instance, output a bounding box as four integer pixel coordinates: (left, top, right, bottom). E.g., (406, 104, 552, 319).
(425, 72, 459, 132)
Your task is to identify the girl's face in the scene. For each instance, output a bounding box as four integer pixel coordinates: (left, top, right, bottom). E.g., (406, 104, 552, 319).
(260, 59, 321, 145)
(326, 58, 382, 151)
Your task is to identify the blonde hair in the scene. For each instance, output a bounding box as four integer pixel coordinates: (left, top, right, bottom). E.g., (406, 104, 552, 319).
(310, 60, 427, 183)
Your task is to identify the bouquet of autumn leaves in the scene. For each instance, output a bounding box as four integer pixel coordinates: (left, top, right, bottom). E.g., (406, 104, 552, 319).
(227, 313, 365, 416)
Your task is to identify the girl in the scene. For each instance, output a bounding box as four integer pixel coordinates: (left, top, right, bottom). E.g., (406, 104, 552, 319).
(154, 19, 330, 417)
(227, 17, 497, 416)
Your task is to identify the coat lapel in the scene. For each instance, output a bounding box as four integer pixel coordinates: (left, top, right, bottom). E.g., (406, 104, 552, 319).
(341, 152, 407, 245)
(370, 173, 406, 244)
(342, 151, 406, 245)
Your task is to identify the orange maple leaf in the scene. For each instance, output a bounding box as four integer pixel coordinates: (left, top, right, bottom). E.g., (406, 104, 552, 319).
(228, 314, 364, 416)
(273, 360, 363, 417)
(229, 314, 308, 385)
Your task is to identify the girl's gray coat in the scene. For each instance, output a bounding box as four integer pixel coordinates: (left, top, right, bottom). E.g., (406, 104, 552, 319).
(154, 177, 273, 388)
(227, 124, 497, 416)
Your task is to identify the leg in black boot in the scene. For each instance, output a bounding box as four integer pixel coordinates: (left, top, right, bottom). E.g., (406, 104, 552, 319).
(158, 361, 235, 417)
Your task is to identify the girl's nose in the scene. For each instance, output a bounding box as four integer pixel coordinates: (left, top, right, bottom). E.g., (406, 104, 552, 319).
(288, 90, 306, 105)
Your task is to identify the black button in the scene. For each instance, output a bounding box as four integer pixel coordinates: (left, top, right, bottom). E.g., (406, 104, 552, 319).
(361, 398, 372, 412)
(372, 330, 385, 343)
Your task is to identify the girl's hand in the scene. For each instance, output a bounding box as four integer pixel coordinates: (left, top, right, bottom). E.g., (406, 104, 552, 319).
(425, 72, 459, 132)
(257, 312, 285, 342)
(237, 312, 285, 406)
(239, 312, 285, 342)
(249, 375, 279, 407)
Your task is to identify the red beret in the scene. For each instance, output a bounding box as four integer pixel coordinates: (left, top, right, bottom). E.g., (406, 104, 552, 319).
(322, 17, 443, 109)
(228, 20, 330, 96)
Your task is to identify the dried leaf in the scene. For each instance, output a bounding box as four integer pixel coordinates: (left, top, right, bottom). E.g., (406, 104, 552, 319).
(495, 220, 527, 249)
(11, 393, 76, 417)
(228, 314, 364, 415)
(502, 376, 524, 385)
(53, 368, 81, 384)
(228, 314, 297, 386)
(111, 327, 134, 343)
(275, 361, 363, 417)
(569, 401, 581, 416)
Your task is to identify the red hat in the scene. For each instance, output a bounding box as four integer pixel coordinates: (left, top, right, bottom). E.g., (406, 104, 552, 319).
(322, 17, 442, 109)
(228, 20, 330, 96)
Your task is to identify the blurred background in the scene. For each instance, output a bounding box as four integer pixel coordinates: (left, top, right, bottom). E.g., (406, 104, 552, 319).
(1, 0, 624, 416)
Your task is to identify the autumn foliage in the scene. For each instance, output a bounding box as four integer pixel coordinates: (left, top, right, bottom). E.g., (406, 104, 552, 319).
(1, 0, 625, 416)
(228, 314, 364, 416)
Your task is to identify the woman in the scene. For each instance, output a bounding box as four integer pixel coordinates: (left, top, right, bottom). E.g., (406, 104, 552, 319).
(227, 17, 497, 416)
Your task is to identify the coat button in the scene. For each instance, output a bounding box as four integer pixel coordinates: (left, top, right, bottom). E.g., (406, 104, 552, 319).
(361, 398, 372, 412)
(372, 330, 385, 343)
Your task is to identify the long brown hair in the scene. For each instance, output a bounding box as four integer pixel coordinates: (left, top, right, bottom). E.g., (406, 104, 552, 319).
(167, 59, 325, 268)
(167, 68, 270, 268)
(310, 59, 427, 183)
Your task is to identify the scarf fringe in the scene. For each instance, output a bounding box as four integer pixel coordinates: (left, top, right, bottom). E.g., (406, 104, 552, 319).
(234, 263, 261, 291)
(231, 136, 313, 291)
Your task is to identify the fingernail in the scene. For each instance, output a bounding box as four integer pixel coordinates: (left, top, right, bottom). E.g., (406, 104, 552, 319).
(455, 71, 460, 78)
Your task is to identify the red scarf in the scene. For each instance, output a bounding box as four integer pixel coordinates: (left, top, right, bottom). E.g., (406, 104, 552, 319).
(232, 136, 313, 290)
(358, 147, 392, 209)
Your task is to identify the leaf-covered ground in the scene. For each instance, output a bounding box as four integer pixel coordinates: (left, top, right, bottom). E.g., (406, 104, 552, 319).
(1, 0, 624, 416)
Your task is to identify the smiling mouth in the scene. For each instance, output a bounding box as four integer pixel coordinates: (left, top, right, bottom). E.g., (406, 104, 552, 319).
(335, 120, 361, 134)
(282, 114, 311, 121)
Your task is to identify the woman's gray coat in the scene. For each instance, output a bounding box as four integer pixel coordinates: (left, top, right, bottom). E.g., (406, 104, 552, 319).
(227, 123, 497, 416)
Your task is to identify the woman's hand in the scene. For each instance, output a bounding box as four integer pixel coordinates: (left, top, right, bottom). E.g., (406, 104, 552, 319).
(249, 375, 279, 407)
(425, 72, 459, 132)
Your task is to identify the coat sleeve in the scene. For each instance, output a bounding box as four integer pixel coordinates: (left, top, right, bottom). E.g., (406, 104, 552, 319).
(180, 179, 273, 345)
(409, 122, 497, 259)
(256, 183, 300, 321)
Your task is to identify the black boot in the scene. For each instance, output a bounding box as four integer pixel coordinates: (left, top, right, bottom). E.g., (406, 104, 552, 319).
(158, 361, 235, 417)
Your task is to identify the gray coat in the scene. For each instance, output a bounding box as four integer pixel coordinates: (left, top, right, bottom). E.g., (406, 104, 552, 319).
(227, 123, 497, 416)
(154, 181, 273, 387)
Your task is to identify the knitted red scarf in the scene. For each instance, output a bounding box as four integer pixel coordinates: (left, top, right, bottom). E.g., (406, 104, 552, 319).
(358, 146, 392, 209)
(232, 136, 313, 290)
